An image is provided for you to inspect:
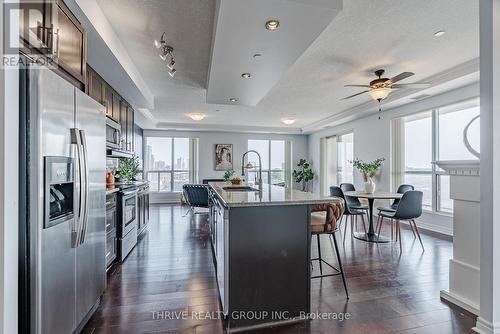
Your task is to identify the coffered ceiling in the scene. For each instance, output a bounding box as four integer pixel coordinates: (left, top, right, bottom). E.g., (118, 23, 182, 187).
(93, 0, 479, 133)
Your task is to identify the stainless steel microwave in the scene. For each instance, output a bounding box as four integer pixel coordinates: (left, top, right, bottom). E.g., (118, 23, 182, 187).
(106, 117, 121, 149)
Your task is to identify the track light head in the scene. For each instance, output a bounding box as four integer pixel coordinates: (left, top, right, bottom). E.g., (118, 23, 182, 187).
(168, 69, 177, 77)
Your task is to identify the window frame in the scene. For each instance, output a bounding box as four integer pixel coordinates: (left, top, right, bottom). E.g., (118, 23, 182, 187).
(399, 97, 479, 215)
(144, 137, 190, 193)
(247, 139, 287, 186)
(335, 130, 354, 185)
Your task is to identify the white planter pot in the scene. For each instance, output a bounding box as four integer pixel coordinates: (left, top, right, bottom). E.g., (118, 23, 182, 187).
(364, 179, 375, 194)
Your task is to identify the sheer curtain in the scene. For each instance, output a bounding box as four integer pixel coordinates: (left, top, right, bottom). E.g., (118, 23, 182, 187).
(391, 118, 405, 192)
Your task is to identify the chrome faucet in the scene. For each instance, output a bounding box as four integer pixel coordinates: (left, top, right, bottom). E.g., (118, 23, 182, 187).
(241, 150, 262, 189)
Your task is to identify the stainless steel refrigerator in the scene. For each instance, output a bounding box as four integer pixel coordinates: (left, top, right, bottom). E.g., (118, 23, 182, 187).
(19, 65, 106, 334)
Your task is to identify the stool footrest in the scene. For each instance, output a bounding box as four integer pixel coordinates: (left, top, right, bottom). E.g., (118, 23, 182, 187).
(310, 258, 341, 278)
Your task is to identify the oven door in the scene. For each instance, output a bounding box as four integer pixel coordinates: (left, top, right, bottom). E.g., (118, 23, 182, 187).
(121, 190, 137, 236)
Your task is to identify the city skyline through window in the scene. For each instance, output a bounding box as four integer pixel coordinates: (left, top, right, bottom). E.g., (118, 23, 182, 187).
(144, 137, 190, 192)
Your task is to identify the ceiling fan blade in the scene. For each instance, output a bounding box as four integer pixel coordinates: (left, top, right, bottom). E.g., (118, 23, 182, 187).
(344, 84, 371, 88)
(392, 83, 431, 89)
(341, 90, 369, 100)
(390, 72, 415, 83)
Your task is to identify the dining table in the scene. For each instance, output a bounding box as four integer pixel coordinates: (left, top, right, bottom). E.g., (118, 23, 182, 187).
(343, 191, 403, 243)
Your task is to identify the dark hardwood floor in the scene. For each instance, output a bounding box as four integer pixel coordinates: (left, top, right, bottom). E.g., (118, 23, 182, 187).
(84, 205, 476, 334)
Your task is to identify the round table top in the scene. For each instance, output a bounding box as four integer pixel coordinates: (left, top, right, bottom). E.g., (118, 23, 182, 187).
(344, 191, 403, 200)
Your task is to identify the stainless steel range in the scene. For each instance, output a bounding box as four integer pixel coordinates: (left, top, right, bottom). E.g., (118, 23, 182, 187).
(117, 188, 138, 261)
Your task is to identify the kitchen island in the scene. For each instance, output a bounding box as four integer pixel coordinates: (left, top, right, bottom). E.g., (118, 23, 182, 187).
(207, 182, 342, 332)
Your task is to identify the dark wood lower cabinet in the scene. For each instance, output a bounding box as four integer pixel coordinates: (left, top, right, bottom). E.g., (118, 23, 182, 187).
(137, 185, 150, 237)
(105, 193, 118, 269)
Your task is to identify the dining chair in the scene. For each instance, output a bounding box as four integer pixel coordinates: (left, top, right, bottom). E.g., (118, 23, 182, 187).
(377, 190, 424, 252)
(182, 184, 209, 217)
(340, 183, 369, 212)
(310, 201, 349, 298)
(330, 186, 368, 240)
(376, 184, 414, 238)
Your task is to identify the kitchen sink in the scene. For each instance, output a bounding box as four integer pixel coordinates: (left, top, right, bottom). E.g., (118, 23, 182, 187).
(222, 186, 261, 192)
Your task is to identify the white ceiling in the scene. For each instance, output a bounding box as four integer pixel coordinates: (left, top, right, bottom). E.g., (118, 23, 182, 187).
(206, 0, 342, 106)
(95, 0, 479, 133)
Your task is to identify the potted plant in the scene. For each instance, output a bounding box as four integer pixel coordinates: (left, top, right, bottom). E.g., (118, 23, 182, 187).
(350, 158, 385, 194)
(292, 159, 315, 192)
(116, 155, 141, 183)
(223, 170, 235, 181)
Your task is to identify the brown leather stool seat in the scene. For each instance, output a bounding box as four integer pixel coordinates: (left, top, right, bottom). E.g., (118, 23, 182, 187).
(310, 199, 349, 298)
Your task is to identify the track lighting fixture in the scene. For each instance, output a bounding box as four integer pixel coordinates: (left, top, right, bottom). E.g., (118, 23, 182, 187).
(155, 32, 177, 78)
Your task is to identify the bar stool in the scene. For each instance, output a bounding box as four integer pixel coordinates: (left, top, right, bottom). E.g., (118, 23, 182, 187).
(310, 201, 349, 298)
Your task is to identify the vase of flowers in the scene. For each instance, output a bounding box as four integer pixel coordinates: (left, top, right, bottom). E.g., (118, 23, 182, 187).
(350, 158, 385, 194)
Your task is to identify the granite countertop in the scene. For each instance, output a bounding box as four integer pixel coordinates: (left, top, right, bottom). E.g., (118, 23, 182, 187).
(209, 182, 341, 208)
(106, 180, 149, 195)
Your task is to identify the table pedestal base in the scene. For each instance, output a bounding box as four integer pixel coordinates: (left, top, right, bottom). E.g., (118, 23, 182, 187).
(353, 232, 390, 243)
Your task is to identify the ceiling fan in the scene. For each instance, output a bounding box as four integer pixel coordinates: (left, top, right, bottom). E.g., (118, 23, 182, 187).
(342, 69, 431, 101)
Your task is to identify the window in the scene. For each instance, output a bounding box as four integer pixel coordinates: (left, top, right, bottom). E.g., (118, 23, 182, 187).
(247, 140, 288, 186)
(394, 98, 479, 214)
(322, 131, 354, 195)
(144, 137, 193, 192)
(336, 132, 354, 184)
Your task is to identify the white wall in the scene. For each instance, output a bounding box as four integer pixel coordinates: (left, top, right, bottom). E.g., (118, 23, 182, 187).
(308, 83, 479, 235)
(143, 129, 309, 199)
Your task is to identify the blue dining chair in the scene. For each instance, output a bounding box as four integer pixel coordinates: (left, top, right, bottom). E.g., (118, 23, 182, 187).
(377, 190, 424, 252)
(330, 186, 368, 240)
(376, 184, 414, 239)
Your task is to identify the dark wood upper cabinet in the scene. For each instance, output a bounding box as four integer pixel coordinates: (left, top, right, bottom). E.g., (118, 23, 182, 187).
(112, 91, 121, 124)
(88, 67, 103, 104)
(50, 0, 86, 84)
(19, 0, 86, 88)
(103, 85, 114, 120)
(120, 101, 128, 150)
(127, 106, 135, 153)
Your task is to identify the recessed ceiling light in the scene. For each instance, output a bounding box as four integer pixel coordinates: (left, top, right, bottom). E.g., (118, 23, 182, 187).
(281, 117, 297, 125)
(265, 20, 280, 31)
(187, 112, 205, 121)
(241, 73, 251, 79)
(434, 30, 446, 37)
(253, 53, 262, 59)
(229, 98, 238, 103)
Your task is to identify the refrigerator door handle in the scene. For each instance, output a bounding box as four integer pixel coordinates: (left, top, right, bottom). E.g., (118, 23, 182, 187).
(71, 128, 85, 247)
(79, 129, 90, 245)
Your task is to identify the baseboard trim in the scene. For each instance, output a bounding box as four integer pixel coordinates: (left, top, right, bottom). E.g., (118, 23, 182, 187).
(440, 290, 479, 315)
(473, 317, 500, 334)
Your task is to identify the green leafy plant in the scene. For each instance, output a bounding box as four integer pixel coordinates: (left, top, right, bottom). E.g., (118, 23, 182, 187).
(223, 170, 235, 181)
(350, 158, 385, 182)
(292, 158, 315, 191)
(117, 155, 141, 182)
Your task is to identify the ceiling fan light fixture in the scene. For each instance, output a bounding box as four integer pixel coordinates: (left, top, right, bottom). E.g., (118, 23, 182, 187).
(368, 87, 391, 101)
(187, 112, 206, 121)
(281, 117, 297, 125)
